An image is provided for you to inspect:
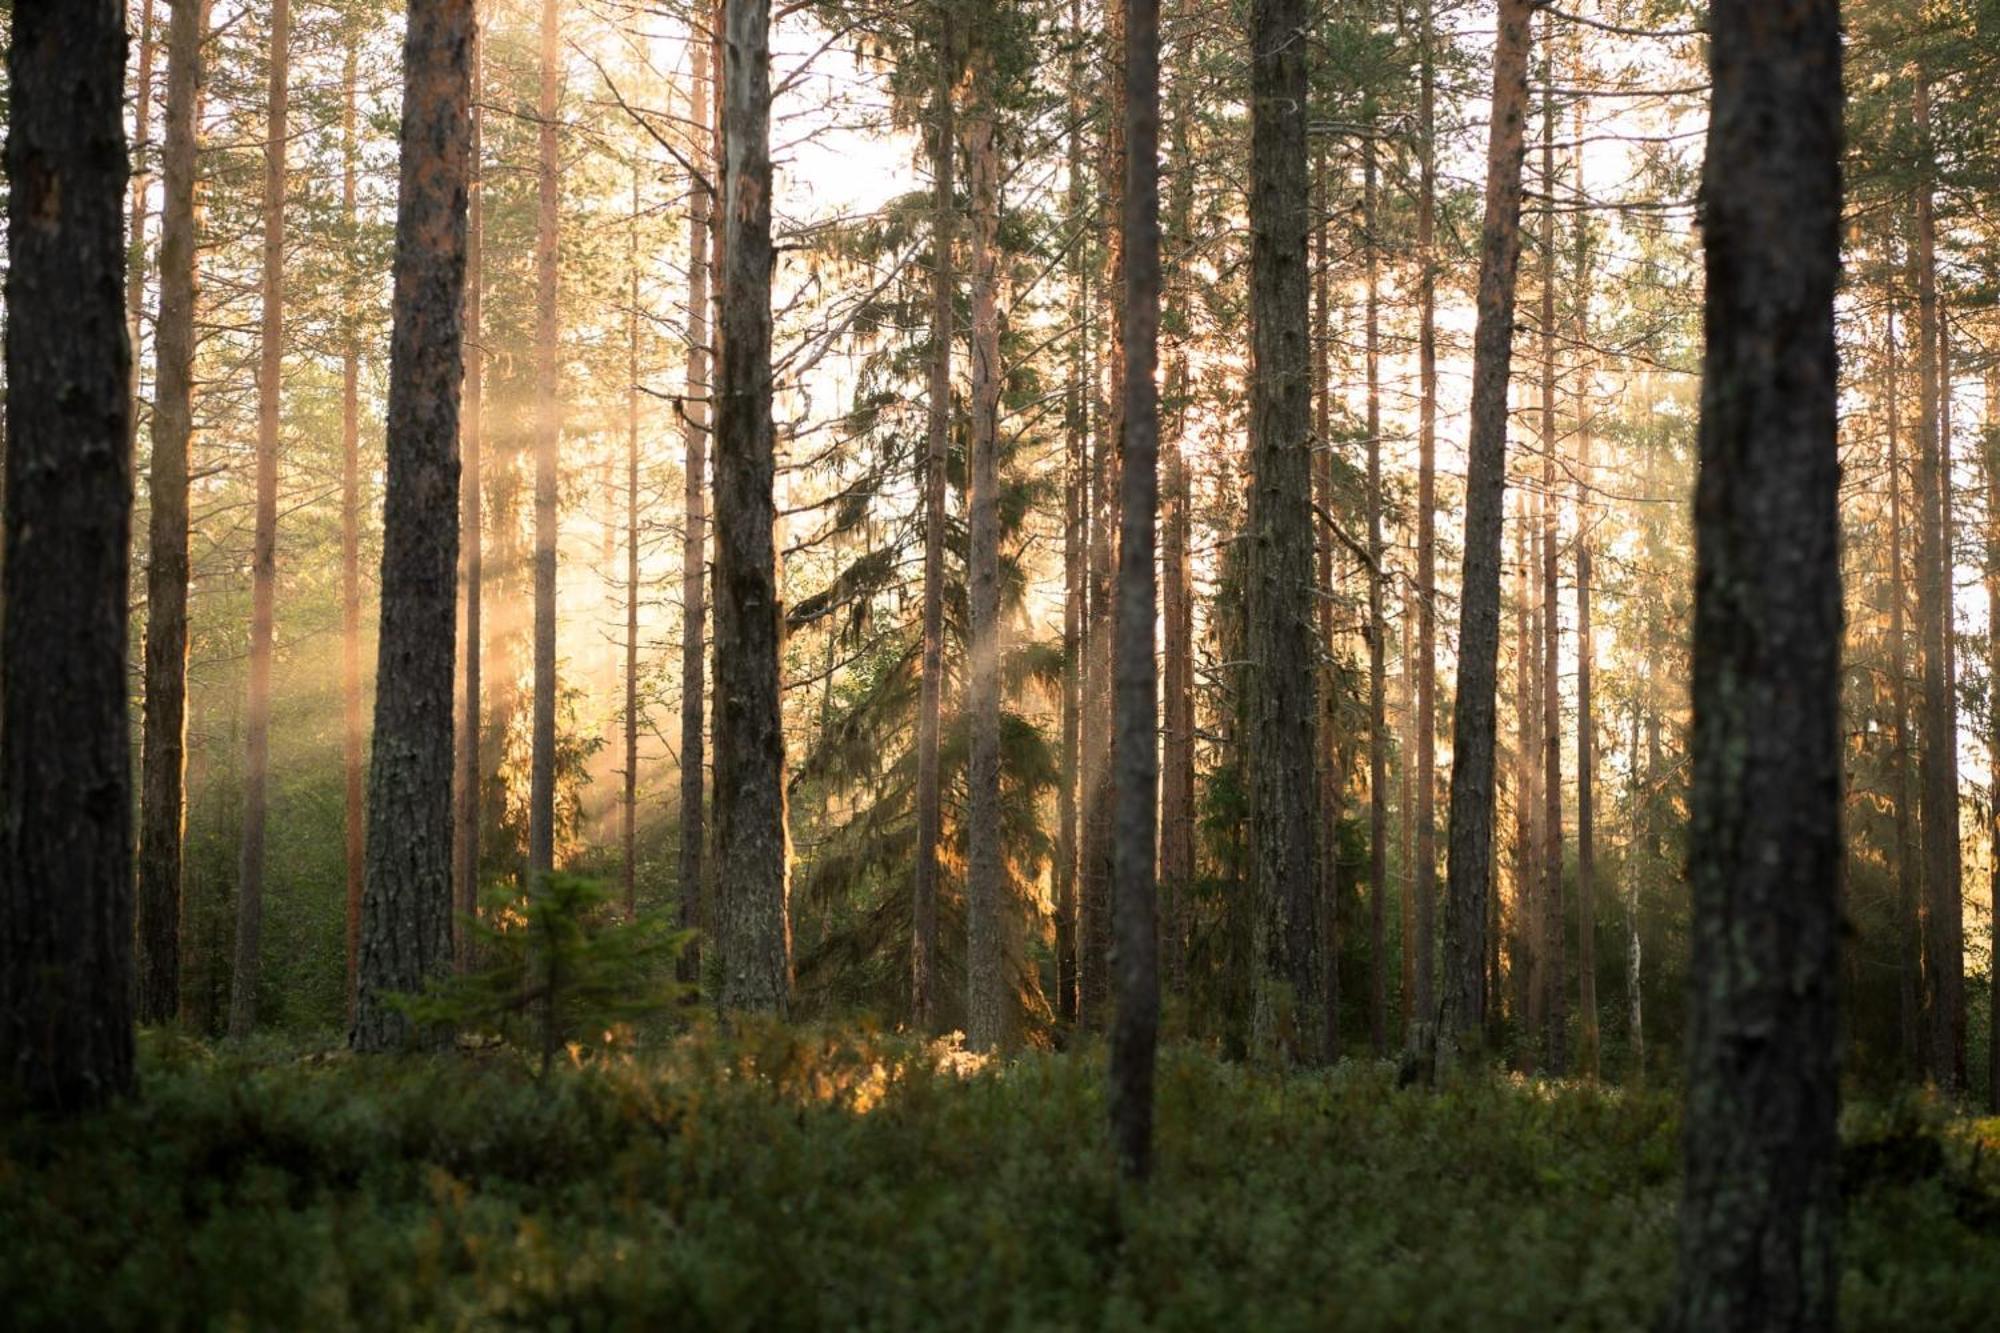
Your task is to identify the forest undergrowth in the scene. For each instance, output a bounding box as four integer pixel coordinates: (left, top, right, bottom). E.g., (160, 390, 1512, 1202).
(4, 1025, 1997, 1331)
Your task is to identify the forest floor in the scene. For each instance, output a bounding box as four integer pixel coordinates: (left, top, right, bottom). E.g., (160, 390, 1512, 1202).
(4, 1025, 1998, 1330)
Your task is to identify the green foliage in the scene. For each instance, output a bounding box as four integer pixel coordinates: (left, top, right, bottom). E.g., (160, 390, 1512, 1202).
(394, 876, 691, 1074)
(7, 1034, 2000, 1329)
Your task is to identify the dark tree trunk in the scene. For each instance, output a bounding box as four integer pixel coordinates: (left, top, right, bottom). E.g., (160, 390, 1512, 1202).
(455, 8, 485, 973)
(528, 0, 561, 880)
(137, 0, 208, 1027)
(1246, 0, 1321, 1062)
(0, 0, 136, 1112)
(964, 50, 1004, 1052)
(678, 30, 712, 987)
(349, 0, 473, 1055)
(1439, 0, 1534, 1063)
(913, 15, 953, 1033)
(713, 0, 791, 1013)
(230, 0, 291, 1039)
(1310, 140, 1337, 1057)
(1665, 2, 1843, 1325)
(1883, 300, 1920, 1076)
(1081, 0, 1127, 1032)
(1111, 0, 1160, 1180)
(342, 35, 367, 1009)
(1987, 362, 2000, 1112)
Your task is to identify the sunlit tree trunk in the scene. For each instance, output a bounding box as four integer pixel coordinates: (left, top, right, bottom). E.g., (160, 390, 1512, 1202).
(1311, 140, 1338, 1057)
(713, 0, 790, 1013)
(137, 0, 208, 1027)
(1624, 699, 1643, 1084)
(1364, 101, 1388, 1060)
(1412, 0, 1439, 1040)
(1512, 488, 1535, 1065)
(623, 166, 642, 920)
(528, 0, 561, 880)
(964, 43, 1004, 1052)
(1987, 361, 2000, 1112)
(1570, 97, 1598, 1079)
(351, 0, 473, 1055)
(1666, 2, 1842, 1323)
(341, 34, 367, 1009)
(1158, 2, 1195, 1004)
(1081, 0, 1127, 1032)
(1110, 0, 1160, 1179)
(1537, 76, 1565, 1077)
(1247, 0, 1321, 1063)
(678, 22, 713, 986)
(0, 0, 136, 1111)
(230, 0, 290, 1038)
(126, 0, 158, 454)
(1056, 0, 1087, 1025)
(913, 13, 954, 1033)
(1439, 0, 1535, 1064)
(455, 6, 485, 972)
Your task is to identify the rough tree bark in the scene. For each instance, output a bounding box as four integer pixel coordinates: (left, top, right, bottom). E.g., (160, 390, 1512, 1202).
(230, 0, 291, 1038)
(1987, 363, 2000, 1112)
(1439, 0, 1535, 1063)
(1111, 0, 1161, 1180)
(1246, 0, 1322, 1062)
(1570, 96, 1599, 1080)
(623, 167, 642, 919)
(528, 0, 561, 880)
(125, 0, 158, 454)
(1056, 0, 1087, 1025)
(1665, 0, 1844, 1324)
(713, 0, 791, 1013)
(913, 11, 954, 1033)
(1364, 100, 1388, 1060)
(964, 46, 1005, 1052)
(350, 0, 473, 1055)
(0, 0, 136, 1111)
(137, 0, 208, 1026)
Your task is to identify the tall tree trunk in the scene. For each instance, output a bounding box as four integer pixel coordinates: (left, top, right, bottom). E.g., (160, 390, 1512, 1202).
(913, 14, 954, 1033)
(230, 0, 290, 1038)
(623, 167, 641, 919)
(1511, 489, 1535, 1063)
(0, 0, 137, 1111)
(1056, 0, 1087, 1025)
(1247, 0, 1322, 1062)
(1570, 97, 1599, 1080)
(350, 0, 473, 1054)
(1439, 0, 1535, 1063)
(341, 34, 367, 1010)
(1912, 71, 1962, 1092)
(1081, 0, 1127, 1031)
(964, 49, 1004, 1052)
(1364, 103, 1388, 1060)
(1884, 300, 1920, 1076)
(528, 0, 561, 879)
(713, 0, 790, 1013)
(456, 5, 485, 972)
(1987, 361, 2000, 1112)
(1624, 699, 1643, 1083)
(1311, 139, 1338, 1057)
(137, 0, 208, 1026)
(678, 24, 713, 986)
(126, 0, 158, 453)
(1537, 77, 1566, 1077)
(1158, 2, 1195, 1004)
(1666, 2, 1842, 1324)
(1111, 0, 1161, 1179)
(1525, 497, 1546, 1069)
(1412, 0, 1439, 1040)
